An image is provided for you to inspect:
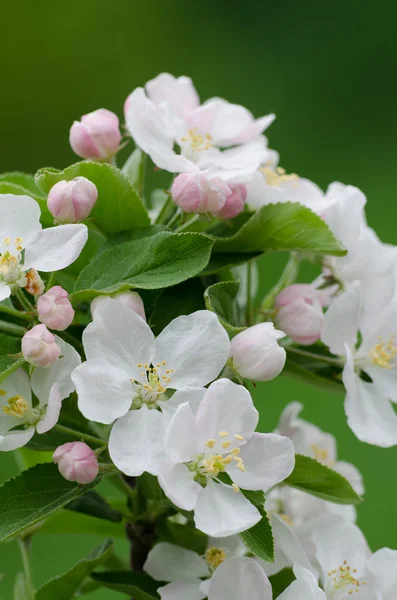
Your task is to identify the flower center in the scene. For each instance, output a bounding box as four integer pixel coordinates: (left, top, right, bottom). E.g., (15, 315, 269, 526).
(131, 362, 175, 409)
(370, 336, 397, 369)
(261, 165, 299, 187)
(327, 561, 366, 596)
(205, 547, 227, 570)
(1, 391, 41, 426)
(180, 128, 213, 153)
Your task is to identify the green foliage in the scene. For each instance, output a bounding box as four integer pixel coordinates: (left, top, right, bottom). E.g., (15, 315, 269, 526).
(35, 161, 150, 235)
(0, 333, 24, 381)
(204, 280, 244, 335)
(72, 231, 213, 303)
(91, 571, 160, 599)
(150, 279, 206, 334)
(283, 356, 344, 393)
(35, 540, 113, 600)
(285, 454, 363, 504)
(157, 517, 208, 554)
(122, 148, 145, 193)
(13, 572, 28, 600)
(66, 491, 123, 523)
(0, 463, 100, 541)
(39, 509, 125, 538)
(212, 203, 346, 255)
(269, 569, 295, 598)
(239, 490, 274, 562)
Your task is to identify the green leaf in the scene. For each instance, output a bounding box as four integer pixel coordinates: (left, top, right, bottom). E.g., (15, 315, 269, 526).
(39, 508, 125, 537)
(35, 161, 150, 235)
(239, 490, 274, 562)
(285, 454, 363, 505)
(35, 540, 113, 600)
(91, 571, 159, 599)
(122, 148, 145, 192)
(150, 279, 206, 335)
(157, 517, 208, 554)
(66, 491, 122, 523)
(0, 172, 45, 196)
(283, 356, 344, 394)
(204, 280, 244, 336)
(0, 463, 100, 541)
(72, 232, 214, 304)
(0, 333, 25, 382)
(212, 203, 346, 256)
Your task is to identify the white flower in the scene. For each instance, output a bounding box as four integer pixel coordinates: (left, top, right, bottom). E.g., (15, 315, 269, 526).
(157, 378, 295, 537)
(72, 299, 230, 476)
(363, 547, 397, 599)
(144, 536, 246, 600)
(322, 281, 397, 447)
(206, 557, 273, 600)
(125, 73, 274, 176)
(0, 338, 80, 450)
(278, 564, 326, 600)
(313, 517, 374, 599)
(0, 194, 88, 301)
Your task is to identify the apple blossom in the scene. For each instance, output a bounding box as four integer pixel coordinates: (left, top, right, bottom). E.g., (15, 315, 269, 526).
(47, 177, 98, 223)
(206, 557, 273, 600)
(322, 281, 397, 447)
(0, 194, 88, 302)
(0, 338, 80, 451)
(126, 72, 275, 176)
(171, 171, 231, 214)
(69, 108, 121, 161)
(53, 441, 99, 484)
(37, 286, 75, 331)
(214, 184, 247, 220)
(22, 324, 61, 367)
(363, 547, 397, 599)
(230, 322, 287, 381)
(90, 290, 146, 321)
(72, 300, 230, 476)
(157, 378, 295, 536)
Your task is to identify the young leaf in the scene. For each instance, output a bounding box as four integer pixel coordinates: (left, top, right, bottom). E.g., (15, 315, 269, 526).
(212, 203, 346, 256)
(91, 571, 160, 599)
(150, 279, 206, 335)
(0, 172, 45, 197)
(39, 509, 125, 537)
(35, 161, 150, 235)
(35, 539, 113, 600)
(72, 232, 214, 304)
(66, 491, 122, 523)
(285, 454, 363, 505)
(239, 489, 274, 562)
(204, 280, 244, 336)
(0, 463, 100, 541)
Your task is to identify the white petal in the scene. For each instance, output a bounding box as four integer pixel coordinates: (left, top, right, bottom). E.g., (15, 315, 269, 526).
(0, 194, 42, 251)
(0, 369, 32, 404)
(343, 353, 397, 447)
(321, 281, 361, 356)
(150, 147, 199, 173)
(208, 535, 247, 559)
(23, 224, 88, 272)
(201, 139, 268, 172)
(194, 480, 260, 537)
(36, 383, 61, 434)
(0, 285, 11, 302)
(364, 364, 397, 403)
(195, 379, 258, 452)
(144, 543, 209, 582)
(187, 99, 254, 146)
(335, 460, 364, 496)
(365, 548, 397, 597)
(265, 515, 312, 576)
(159, 580, 206, 600)
(164, 402, 198, 462)
(82, 299, 155, 380)
(154, 311, 230, 389)
(109, 405, 165, 476)
(207, 557, 272, 600)
(0, 427, 35, 451)
(126, 88, 175, 154)
(146, 73, 200, 118)
(158, 461, 201, 511)
(73, 359, 133, 424)
(159, 387, 206, 419)
(245, 172, 285, 209)
(31, 337, 80, 404)
(228, 433, 295, 491)
(277, 579, 320, 600)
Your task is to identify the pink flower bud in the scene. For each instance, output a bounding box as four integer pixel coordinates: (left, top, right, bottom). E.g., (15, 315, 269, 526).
(37, 286, 75, 331)
(53, 442, 99, 484)
(214, 184, 247, 220)
(69, 108, 122, 161)
(171, 172, 231, 214)
(275, 284, 329, 346)
(230, 323, 286, 381)
(22, 324, 61, 367)
(47, 177, 98, 223)
(90, 291, 146, 321)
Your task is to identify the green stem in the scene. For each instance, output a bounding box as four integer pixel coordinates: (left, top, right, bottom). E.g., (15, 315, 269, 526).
(155, 195, 174, 225)
(174, 214, 201, 233)
(109, 474, 137, 503)
(0, 319, 26, 336)
(0, 358, 26, 384)
(15, 287, 33, 312)
(18, 538, 34, 600)
(45, 272, 56, 292)
(259, 252, 300, 316)
(0, 304, 34, 322)
(285, 345, 344, 367)
(166, 208, 182, 229)
(246, 260, 253, 326)
(53, 424, 107, 447)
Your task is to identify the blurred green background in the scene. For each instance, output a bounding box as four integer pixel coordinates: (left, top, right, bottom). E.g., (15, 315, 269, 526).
(1, 0, 397, 596)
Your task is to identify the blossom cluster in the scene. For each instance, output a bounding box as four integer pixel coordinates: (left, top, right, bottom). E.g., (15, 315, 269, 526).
(0, 72, 396, 599)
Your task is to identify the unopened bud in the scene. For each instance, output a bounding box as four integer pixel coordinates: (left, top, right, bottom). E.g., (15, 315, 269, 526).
(47, 177, 98, 223)
(275, 284, 329, 346)
(69, 108, 121, 161)
(230, 323, 286, 381)
(37, 286, 74, 331)
(171, 172, 231, 214)
(22, 324, 61, 367)
(53, 442, 99, 484)
(25, 269, 44, 296)
(214, 184, 246, 220)
(90, 291, 146, 321)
